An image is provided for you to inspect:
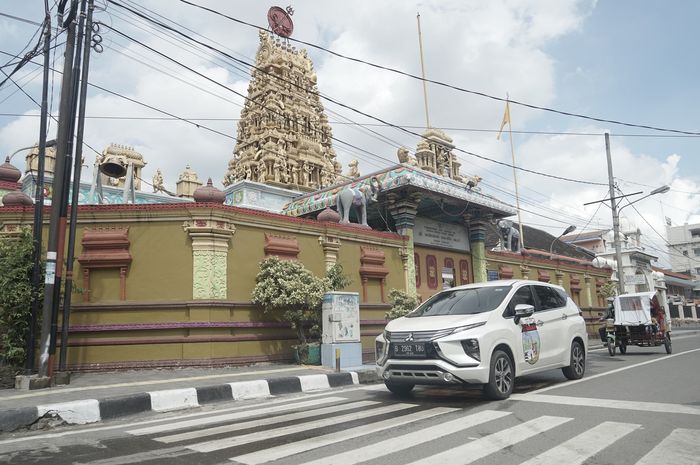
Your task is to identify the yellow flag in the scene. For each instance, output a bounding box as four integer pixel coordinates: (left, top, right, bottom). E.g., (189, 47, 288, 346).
(496, 100, 511, 140)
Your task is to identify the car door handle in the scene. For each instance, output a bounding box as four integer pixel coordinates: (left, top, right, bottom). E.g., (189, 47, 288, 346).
(561, 313, 568, 320)
(536, 320, 544, 326)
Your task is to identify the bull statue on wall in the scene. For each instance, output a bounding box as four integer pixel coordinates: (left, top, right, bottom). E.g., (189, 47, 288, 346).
(336, 176, 382, 227)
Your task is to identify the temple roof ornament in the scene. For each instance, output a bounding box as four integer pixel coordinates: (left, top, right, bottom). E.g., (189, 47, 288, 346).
(223, 29, 341, 192)
(176, 165, 203, 198)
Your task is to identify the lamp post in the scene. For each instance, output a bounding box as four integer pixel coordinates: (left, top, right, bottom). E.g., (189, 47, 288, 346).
(550, 225, 576, 258)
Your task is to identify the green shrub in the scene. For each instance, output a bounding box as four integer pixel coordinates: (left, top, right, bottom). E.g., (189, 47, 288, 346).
(0, 229, 41, 367)
(385, 288, 419, 321)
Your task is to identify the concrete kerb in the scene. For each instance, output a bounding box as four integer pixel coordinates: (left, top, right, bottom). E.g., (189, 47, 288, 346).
(0, 370, 377, 433)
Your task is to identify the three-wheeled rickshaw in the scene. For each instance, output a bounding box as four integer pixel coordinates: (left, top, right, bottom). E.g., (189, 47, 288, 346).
(604, 292, 672, 356)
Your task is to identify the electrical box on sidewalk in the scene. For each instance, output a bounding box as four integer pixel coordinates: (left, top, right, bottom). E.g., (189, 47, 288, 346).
(321, 292, 362, 368)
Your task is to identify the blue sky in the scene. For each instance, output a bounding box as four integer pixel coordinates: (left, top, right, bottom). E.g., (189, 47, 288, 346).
(1, 0, 698, 266)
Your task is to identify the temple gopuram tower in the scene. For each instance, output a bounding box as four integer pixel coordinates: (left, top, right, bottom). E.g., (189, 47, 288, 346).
(223, 25, 342, 192)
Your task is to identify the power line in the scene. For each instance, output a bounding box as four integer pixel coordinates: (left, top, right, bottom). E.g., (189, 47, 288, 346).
(177, 0, 700, 137)
(0, 11, 44, 26)
(102, 3, 607, 187)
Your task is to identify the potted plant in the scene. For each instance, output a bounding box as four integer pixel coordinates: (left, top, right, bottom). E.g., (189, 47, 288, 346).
(251, 257, 328, 364)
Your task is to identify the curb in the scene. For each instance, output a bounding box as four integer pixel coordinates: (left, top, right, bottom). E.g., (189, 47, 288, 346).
(0, 371, 371, 433)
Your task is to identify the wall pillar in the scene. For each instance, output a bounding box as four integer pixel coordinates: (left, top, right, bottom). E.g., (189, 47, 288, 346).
(183, 217, 235, 299)
(387, 193, 420, 295)
(555, 270, 564, 287)
(466, 216, 488, 283)
(584, 274, 594, 307)
(520, 264, 530, 280)
(319, 234, 341, 270)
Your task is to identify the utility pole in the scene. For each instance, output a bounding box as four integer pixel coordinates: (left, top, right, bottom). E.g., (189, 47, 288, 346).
(60, 0, 95, 371)
(25, 3, 52, 373)
(37, 2, 80, 379)
(605, 132, 625, 295)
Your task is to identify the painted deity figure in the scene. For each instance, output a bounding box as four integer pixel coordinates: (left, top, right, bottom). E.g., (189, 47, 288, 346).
(152, 169, 164, 193)
(347, 159, 361, 178)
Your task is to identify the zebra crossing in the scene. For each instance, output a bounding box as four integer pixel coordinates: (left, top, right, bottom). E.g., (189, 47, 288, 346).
(125, 395, 700, 465)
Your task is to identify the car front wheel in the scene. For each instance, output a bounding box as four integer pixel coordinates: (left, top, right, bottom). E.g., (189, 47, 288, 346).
(483, 350, 513, 400)
(562, 340, 586, 380)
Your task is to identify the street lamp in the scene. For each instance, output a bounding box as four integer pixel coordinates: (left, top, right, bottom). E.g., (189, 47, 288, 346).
(6, 140, 57, 164)
(550, 225, 576, 258)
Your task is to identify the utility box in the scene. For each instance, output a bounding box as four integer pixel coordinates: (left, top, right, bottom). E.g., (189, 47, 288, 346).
(321, 292, 362, 368)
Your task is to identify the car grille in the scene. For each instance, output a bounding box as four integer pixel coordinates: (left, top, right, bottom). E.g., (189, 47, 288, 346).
(386, 329, 453, 342)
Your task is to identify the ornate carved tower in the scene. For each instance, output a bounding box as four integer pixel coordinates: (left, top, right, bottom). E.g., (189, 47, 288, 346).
(223, 29, 341, 192)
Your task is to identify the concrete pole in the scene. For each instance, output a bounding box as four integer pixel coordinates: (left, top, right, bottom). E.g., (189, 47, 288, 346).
(605, 133, 625, 295)
(25, 6, 53, 373)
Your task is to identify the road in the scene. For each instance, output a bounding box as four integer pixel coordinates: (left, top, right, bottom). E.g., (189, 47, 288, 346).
(1, 333, 699, 465)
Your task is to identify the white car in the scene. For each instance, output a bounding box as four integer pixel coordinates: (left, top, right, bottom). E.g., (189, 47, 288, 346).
(375, 280, 587, 400)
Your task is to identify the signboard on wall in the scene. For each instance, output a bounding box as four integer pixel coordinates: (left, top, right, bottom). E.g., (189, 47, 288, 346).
(487, 270, 500, 281)
(414, 217, 470, 251)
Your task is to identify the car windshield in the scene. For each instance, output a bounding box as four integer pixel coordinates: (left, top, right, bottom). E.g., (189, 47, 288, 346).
(407, 285, 512, 317)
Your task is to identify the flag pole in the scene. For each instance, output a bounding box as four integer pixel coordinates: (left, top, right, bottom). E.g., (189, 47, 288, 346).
(505, 95, 525, 248)
(416, 13, 431, 129)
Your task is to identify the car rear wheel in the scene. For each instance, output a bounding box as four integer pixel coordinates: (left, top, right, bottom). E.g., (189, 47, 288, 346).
(483, 350, 513, 400)
(384, 381, 414, 396)
(562, 340, 586, 380)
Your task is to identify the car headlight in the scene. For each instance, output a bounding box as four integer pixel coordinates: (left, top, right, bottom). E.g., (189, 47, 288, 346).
(460, 338, 481, 361)
(450, 322, 486, 335)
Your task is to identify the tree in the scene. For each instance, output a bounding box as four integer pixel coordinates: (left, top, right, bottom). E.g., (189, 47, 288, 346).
(385, 289, 419, 320)
(251, 257, 329, 346)
(0, 229, 41, 368)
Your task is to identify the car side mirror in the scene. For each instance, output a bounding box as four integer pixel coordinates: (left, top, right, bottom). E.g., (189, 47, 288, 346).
(514, 304, 534, 324)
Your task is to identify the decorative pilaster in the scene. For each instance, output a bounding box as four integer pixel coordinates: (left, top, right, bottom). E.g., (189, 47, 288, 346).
(387, 192, 420, 295)
(584, 274, 593, 307)
(319, 234, 341, 270)
(555, 270, 564, 287)
(520, 264, 531, 280)
(467, 217, 488, 283)
(183, 218, 235, 299)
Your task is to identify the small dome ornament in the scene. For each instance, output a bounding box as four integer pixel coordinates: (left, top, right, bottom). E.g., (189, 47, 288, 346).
(0, 156, 22, 184)
(193, 178, 226, 204)
(2, 190, 33, 206)
(317, 207, 340, 223)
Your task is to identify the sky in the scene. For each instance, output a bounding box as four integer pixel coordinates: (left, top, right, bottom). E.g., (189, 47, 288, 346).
(1, 0, 699, 268)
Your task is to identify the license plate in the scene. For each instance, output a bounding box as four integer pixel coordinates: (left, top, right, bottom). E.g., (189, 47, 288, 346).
(393, 343, 426, 358)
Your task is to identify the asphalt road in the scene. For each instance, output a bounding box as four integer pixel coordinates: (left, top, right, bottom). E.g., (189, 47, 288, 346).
(1, 332, 699, 465)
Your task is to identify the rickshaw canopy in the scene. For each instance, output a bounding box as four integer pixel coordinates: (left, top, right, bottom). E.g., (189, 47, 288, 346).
(613, 292, 655, 326)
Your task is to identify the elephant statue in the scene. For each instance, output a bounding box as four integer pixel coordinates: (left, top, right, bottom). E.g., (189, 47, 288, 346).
(336, 177, 382, 226)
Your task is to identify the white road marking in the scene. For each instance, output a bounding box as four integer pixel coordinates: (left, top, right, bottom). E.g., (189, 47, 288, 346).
(511, 393, 700, 415)
(37, 399, 101, 425)
(635, 429, 700, 465)
(188, 403, 417, 453)
(0, 388, 367, 446)
(231, 406, 462, 465)
(533, 347, 700, 394)
(405, 416, 572, 465)
(156, 400, 377, 443)
(148, 388, 198, 412)
(295, 410, 511, 465)
(298, 374, 330, 391)
(520, 421, 640, 465)
(128, 396, 347, 436)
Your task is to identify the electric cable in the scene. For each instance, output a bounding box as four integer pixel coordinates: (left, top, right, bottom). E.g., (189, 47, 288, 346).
(176, 0, 700, 137)
(98, 11, 608, 187)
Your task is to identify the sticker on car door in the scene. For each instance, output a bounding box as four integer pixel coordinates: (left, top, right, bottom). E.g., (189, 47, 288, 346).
(521, 319, 540, 364)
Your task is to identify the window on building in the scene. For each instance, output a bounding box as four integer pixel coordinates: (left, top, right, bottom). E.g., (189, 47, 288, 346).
(694, 248, 700, 256)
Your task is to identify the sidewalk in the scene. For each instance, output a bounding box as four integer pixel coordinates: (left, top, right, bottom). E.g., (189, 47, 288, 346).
(0, 363, 381, 433)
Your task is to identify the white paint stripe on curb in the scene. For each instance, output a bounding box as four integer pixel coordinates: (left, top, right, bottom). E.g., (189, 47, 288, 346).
(298, 374, 330, 392)
(149, 388, 199, 412)
(350, 372, 359, 384)
(228, 380, 270, 400)
(37, 399, 101, 425)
